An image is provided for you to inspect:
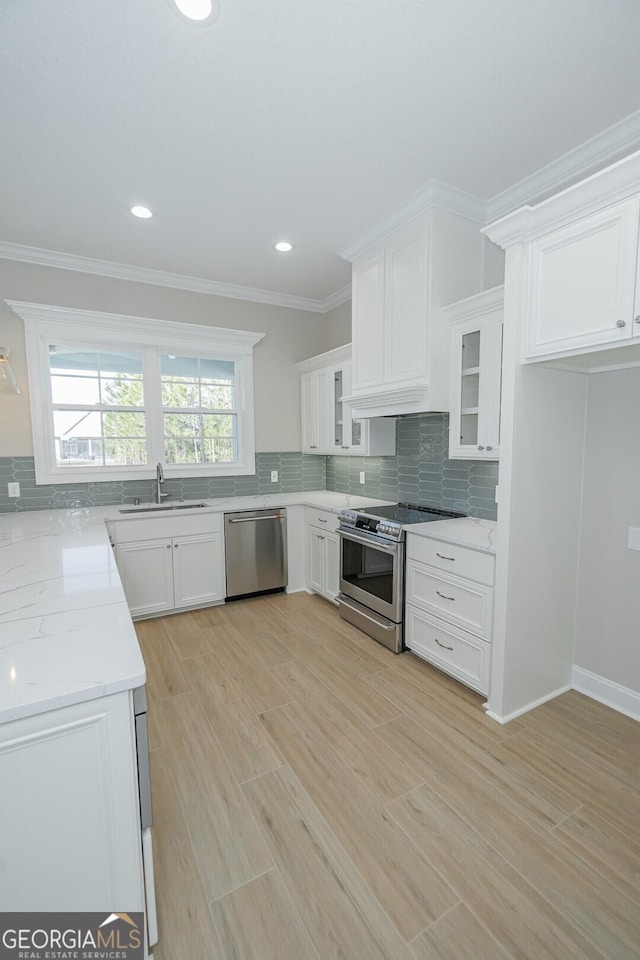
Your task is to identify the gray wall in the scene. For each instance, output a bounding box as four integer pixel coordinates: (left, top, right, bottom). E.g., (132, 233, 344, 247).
(0, 260, 336, 457)
(574, 367, 640, 692)
(326, 414, 498, 520)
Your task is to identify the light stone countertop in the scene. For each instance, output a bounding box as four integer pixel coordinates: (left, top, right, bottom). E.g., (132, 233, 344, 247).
(406, 516, 497, 553)
(0, 491, 392, 725)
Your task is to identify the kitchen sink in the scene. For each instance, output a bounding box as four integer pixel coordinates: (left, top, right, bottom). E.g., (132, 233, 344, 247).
(118, 502, 209, 514)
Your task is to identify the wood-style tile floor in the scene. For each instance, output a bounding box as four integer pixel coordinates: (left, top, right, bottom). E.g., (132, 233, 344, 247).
(135, 591, 640, 960)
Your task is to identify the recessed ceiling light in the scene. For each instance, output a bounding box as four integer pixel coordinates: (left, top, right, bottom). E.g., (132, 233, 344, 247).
(275, 241, 293, 253)
(131, 205, 153, 219)
(173, 0, 219, 23)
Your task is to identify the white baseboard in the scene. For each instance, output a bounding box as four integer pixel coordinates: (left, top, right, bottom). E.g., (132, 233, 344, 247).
(484, 683, 573, 725)
(572, 666, 640, 721)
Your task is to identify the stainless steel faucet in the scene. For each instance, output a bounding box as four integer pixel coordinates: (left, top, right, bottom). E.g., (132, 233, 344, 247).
(155, 462, 169, 504)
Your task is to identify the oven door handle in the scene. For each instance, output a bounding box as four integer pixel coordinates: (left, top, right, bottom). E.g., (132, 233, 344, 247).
(339, 530, 400, 554)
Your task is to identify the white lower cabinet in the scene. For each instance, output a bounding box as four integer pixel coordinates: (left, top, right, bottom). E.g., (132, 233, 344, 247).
(405, 533, 495, 695)
(116, 538, 176, 617)
(0, 691, 145, 912)
(111, 513, 225, 618)
(405, 607, 491, 695)
(306, 507, 340, 602)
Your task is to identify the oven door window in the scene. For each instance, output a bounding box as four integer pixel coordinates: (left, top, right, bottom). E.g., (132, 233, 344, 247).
(341, 537, 394, 604)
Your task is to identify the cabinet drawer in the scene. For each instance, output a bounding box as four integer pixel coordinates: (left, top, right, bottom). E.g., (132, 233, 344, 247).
(111, 511, 222, 543)
(406, 534, 494, 585)
(405, 606, 491, 695)
(305, 507, 338, 532)
(406, 561, 493, 639)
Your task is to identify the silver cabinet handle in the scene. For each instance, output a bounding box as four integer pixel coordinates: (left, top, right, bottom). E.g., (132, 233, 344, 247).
(478, 445, 485, 450)
(635, 315, 640, 324)
(436, 590, 455, 601)
(317, 517, 328, 523)
(166, 543, 171, 549)
(174, 543, 179, 548)
(341, 445, 349, 449)
(318, 535, 325, 540)
(436, 552, 455, 561)
(434, 637, 454, 651)
(616, 319, 626, 328)
(310, 445, 318, 449)
(228, 514, 285, 523)
(486, 445, 493, 451)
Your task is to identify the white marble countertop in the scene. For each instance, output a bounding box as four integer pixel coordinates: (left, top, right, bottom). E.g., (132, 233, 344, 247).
(0, 490, 392, 725)
(101, 490, 392, 522)
(406, 516, 497, 553)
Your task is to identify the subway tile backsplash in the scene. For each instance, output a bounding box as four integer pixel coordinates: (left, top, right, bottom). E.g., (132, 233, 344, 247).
(326, 414, 498, 520)
(0, 416, 497, 519)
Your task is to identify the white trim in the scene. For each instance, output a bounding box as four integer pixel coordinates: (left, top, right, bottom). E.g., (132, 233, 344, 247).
(483, 149, 640, 249)
(6, 301, 265, 351)
(484, 683, 573, 724)
(296, 343, 351, 374)
(338, 180, 487, 262)
(486, 109, 640, 223)
(0, 242, 347, 314)
(572, 666, 640, 721)
(320, 285, 352, 311)
(342, 384, 431, 419)
(442, 284, 504, 320)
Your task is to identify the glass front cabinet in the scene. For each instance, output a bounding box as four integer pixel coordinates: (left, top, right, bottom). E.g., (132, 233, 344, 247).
(446, 286, 503, 461)
(298, 345, 396, 457)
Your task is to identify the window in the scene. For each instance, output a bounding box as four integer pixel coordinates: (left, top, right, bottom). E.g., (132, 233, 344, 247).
(161, 354, 237, 465)
(13, 301, 264, 484)
(50, 346, 147, 468)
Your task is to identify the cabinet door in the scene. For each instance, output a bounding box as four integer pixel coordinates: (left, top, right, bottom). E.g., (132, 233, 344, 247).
(307, 527, 325, 594)
(384, 219, 428, 385)
(116, 539, 174, 617)
(352, 248, 385, 391)
(449, 311, 502, 460)
(0, 692, 144, 911)
(301, 370, 321, 452)
(173, 533, 225, 608)
(323, 530, 340, 601)
(526, 196, 640, 359)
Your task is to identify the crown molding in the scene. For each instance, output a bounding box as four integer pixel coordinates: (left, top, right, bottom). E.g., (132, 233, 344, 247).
(0, 240, 345, 315)
(338, 180, 487, 262)
(318, 284, 352, 311)
(485, 109, 640, 223)
(484, 148, 640, 248)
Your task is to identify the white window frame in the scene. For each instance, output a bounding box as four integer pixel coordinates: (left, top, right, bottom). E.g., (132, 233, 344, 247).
(10, 300, 264, 485)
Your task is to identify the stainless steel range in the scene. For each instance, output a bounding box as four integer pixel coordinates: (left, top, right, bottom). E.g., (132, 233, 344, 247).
(337, 503, 466, 652)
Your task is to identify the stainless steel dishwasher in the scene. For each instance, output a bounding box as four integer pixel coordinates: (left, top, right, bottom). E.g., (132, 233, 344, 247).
(224, 508, 288, 599)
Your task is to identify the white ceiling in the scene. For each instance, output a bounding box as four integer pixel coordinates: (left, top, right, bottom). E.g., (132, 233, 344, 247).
(2, 0, 640, 305)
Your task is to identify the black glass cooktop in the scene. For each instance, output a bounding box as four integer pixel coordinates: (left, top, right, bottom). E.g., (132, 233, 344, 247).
(361, 502, 466, 524)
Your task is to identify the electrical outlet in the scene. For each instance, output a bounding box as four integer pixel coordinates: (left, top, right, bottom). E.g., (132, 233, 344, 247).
(270, 470, 278, 483)
(8, 482, 20, 497)
(628, 527, 640, 551)
(359, 471, 365, 485)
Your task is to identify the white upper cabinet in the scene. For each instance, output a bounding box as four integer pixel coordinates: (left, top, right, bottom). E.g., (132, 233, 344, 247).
(351, 248, 385, 391)
(382, 219, 428, 386)
(484, 150, 640, 363)
(526, 197, 640, 358)
(344, 204, 485, 418)
(297, 345, 396, 457)
(446, 286, 503, 460)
